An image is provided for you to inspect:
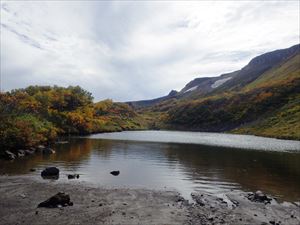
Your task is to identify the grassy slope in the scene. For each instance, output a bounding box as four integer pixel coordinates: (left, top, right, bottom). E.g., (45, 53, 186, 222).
(232, 54, 300, 139)
(145, 53, 300, 140)
(232, 94, 300, 140)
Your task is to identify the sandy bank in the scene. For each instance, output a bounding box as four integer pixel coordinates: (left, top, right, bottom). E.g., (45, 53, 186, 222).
(0, 176, 299, 225)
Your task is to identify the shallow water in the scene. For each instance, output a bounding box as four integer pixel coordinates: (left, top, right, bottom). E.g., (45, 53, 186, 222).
(1, 131, 300, 202)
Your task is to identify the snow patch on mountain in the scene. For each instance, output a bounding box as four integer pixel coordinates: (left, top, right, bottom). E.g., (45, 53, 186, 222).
(211, 77, 232, 88)
(184, 86, 198, 93)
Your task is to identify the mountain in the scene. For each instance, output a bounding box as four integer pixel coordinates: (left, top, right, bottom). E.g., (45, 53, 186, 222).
(129, 44, 300, 107)
(132, 44, 300, 140)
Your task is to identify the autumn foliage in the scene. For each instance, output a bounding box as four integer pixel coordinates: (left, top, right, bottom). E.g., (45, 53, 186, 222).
(0, 86, 145, 152)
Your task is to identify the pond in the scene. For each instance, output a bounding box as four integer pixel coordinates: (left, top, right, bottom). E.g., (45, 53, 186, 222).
(1, 131, 300, 202)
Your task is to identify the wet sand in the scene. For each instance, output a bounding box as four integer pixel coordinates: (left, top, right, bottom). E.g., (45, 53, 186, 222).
(0, 176, 299, 225)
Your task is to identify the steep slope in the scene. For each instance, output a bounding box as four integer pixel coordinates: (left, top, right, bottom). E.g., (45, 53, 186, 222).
(216, 44, 300, 92)
(130, 44, 299, 108)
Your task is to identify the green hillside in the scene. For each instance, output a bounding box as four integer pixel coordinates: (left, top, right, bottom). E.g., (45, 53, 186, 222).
(141, 46, 300, 140)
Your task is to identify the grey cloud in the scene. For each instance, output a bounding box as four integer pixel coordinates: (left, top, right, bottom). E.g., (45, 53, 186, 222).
(1, 23, 43, 50)
(1, 1, 299, 102)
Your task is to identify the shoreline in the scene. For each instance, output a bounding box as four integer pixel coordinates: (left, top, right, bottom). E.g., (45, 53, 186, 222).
(0, 176, 299, 225)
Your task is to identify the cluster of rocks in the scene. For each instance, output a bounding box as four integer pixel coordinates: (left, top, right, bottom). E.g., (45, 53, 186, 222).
(2, 145, 55, 161)
(247, 190, 272, 204)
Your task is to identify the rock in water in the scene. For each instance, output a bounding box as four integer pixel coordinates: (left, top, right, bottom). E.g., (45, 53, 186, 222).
(110, 171, 120, 176)
(67, 174, 80, 179)
(24, 150, 35, 155)
(41, 167, 59, 177)
(38, 192, 73, 208)
(42, 147, 55, 154)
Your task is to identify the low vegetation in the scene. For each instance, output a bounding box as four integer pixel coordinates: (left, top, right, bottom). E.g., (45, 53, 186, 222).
(0, 86, 147, 153)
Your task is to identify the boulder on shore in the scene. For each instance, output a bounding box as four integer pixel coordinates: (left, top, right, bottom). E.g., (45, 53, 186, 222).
(37, 145, 45, 152)
(24, 150, 35, 155)
(3, 151, 16, 160)
(247, 190, 272, 203)
(38, 192, 73, 208)
(41, 167, 59, 178)
(17, 150, 25, 157)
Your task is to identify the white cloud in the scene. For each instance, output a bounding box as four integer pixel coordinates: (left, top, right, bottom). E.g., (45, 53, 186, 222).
(1, 1, 299, 101)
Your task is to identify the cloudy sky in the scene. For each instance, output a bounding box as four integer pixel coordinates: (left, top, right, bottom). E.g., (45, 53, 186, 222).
(1, 1, 299, 101)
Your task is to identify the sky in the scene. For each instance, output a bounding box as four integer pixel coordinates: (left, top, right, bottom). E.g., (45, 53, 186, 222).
(1, 1, 299, 102)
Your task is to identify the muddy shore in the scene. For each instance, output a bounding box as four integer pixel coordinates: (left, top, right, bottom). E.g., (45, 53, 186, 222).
(0, 176, 299, 225)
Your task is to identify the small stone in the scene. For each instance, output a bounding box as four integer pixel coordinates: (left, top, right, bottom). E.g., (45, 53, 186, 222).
(35, 211, 38, 215)
(254, 214, 257, 216)
(122, 212, 126, 216)
(99, 203, 103, 207)
(110, 171, 120, 176)
(20, 194, 26, 199)
(269, 221, 275, 225)
(208, 216, 214, 221)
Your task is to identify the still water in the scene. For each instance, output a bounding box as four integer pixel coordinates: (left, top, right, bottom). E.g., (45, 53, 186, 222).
(1, 131, 300, 202)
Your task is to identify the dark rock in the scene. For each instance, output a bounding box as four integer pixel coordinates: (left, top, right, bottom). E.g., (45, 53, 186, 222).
(3, 150, 16, 160)
(247, 190, 272, 203)
(38, 192, 73, 208)
(41, 167, 59, 178)
(42, 147, 55, 154)
(269, 221, 275, 225)
(30, 168, 36, 172)
(67, 174, 80, 179)
(17, 150, 25, 157)
(192, 195, 205, 206)
(99, 203, 103, 206)
(255, 191, 269, 201)
(25, 150, 35, 155)
(110, 171, 120, 176)
(37, 145, 45, 152)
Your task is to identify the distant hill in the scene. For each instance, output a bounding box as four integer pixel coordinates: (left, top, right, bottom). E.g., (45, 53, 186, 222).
(131, 44, 300, 140)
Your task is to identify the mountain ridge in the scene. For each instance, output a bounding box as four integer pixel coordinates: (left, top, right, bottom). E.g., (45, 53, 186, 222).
(128, 44, 299, 108)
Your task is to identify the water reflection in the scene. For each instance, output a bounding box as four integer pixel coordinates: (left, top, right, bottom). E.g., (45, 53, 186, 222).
(1, 137, 300, 202)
